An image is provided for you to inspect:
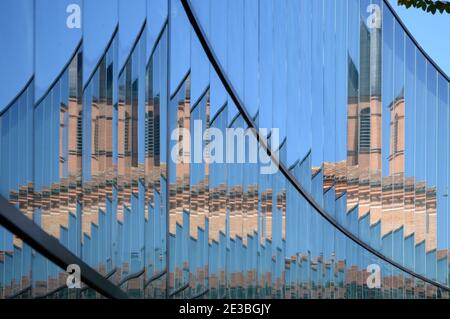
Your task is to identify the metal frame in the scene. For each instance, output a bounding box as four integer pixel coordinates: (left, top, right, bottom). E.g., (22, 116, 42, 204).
(0, 195, 129, 299)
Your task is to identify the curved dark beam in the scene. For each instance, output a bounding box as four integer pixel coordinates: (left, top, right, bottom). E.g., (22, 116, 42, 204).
(83, 25, 119, 92)
(0, 195, 129, 299)
(118, 20, 147, 77)
(35, 40, 83, 106)
(147, 19, 169, 68)
(191, 288, 209, 299)
(180, 0, 450, 293)
(118, 268, 145, 287)
(168, 282, 189, 298)
(34, 285, 68, 300)
(144, 268, 167, 288)
(0, 76, 34, 116)
(6, 285, 32, 299)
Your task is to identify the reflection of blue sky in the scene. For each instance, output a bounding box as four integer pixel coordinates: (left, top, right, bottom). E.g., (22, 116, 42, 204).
(119, 0, 146, 71)
(1, 0, 150, 109)
(190, 1, 209, 109)
(0, 0, 33, 110)
(35, 0, 81, 102)
(147, 0, 167, 61)
(388, 1, 450, 251)
(169, 0, 190, 96)
(83, 0, 118, 86)
(389, 0, 450, 77)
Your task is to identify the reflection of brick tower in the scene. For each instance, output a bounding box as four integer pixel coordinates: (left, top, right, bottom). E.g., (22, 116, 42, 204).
(345, 28, 437, 251)
(346, 96, 381, 171)
(346, 21, 382, 218)
(346, 58, 359, 168)
(382, 94, 406, 244)
(388, 94, 405, 175)
(347, 22, 382, 173)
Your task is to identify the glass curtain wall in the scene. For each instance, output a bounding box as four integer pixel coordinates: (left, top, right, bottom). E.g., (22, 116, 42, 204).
(0, 0, 450, 299)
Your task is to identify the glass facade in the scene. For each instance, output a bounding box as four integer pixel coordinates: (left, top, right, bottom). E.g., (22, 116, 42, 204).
(0, 0, 450, 299)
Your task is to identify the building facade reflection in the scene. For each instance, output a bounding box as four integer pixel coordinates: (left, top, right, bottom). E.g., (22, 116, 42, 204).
(0, 0, 449, 299)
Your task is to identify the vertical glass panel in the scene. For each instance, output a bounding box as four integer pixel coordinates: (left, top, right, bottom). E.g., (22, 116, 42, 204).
(118, 0, 146, 71)
(392, 21, 405, 268)
(81, 27, 118, 289)
(190, 2, 209, 107)
(272, 0, 287, 149)
(168, 77, 190, 297)
(0, 0, 34, 109)
(369, 0, 383, 246)
(335, 0, 348, 201)
(209, 0, 227, 117)
(415, 51, 427, 277)
(448, 82, 450, 290)
(425, 63, 437, 283)
(311, 0, 324, 171)
(144, 27, 168, 298)
(358, 0, 371, 242)
(285, 0, 302, 262)
(226, 0, 244, 106)
(32, 13, 83, 294)
(297, 0, 312, 174)
(258, 0, 273, 133)
(115, 21, 147, 297)
(436, 74, 448, 287)
(147, 0, 168, 61)
(404, 35, 415, 271)
(425, 63, 438, 260)
(169, 0, 190, 96)
(208, 105, 228, 297)
(243, 0, 259, 119)
(381, 3, 393, 261)
(189, 91, 210, 297)
(347, 0, 360, 216)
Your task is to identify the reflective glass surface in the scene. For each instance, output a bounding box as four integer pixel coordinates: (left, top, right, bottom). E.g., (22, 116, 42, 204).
(1, 0, 450, 299)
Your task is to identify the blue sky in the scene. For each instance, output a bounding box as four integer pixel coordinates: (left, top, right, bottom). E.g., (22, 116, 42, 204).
(389, 0, 450, 77)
